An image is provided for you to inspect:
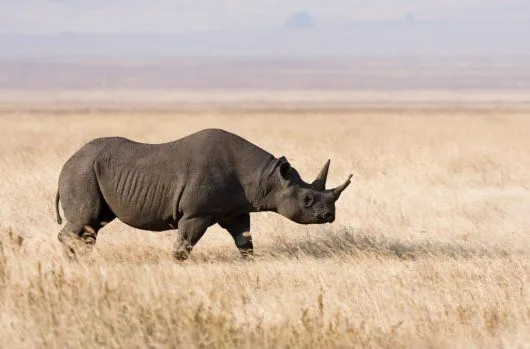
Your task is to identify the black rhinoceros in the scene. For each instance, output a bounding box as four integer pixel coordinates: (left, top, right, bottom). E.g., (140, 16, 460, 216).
(55, 128, 352, 260)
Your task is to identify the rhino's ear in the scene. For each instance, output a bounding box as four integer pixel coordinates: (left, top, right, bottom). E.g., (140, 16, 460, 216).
(279, 161, 291, 180)
(267, 156, 291, 181)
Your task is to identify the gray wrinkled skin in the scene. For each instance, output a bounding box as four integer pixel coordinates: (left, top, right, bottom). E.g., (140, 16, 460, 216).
(55, 128, 352, 260)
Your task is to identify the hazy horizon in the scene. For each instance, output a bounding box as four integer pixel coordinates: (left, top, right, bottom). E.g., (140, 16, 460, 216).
(1, 1, 529, 90)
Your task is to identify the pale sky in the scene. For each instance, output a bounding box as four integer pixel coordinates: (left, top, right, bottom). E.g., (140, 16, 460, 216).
(0, 0, 528, 34)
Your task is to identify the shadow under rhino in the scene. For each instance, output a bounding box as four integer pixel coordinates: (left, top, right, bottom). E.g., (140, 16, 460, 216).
(245, 228, 514, 262)
(56, 227, 516, 265)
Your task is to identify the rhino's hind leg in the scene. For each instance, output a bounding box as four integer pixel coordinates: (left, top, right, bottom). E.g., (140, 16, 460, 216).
(57, 161, 116, 259)
(219, 214, 253, 259)
(172, 216, 211, 261)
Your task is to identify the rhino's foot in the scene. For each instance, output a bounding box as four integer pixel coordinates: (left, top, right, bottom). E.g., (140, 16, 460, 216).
(172, 244, 193, 262)
(81, 231, 97, 247)
(58, 225, 97, 260)
(58, 232, 83, 261)
(172, 251, 189, 261)
(235, 235, 254, 260)
(239, 248, 255, 261)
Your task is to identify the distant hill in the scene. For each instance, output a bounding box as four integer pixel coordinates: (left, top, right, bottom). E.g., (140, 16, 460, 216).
(284, 12, 316, 30)
(1, 56, 529, 90)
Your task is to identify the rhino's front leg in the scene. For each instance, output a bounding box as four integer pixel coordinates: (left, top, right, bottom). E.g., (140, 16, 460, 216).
(173, 216, 211, 261)
(219, 214, 253, 259)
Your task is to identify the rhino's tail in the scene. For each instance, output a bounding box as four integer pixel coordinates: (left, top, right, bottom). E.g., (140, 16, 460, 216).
(55, 191, 63, 225)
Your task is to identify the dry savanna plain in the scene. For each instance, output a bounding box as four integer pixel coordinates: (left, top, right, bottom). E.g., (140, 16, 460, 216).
(0, 91, 529, 348)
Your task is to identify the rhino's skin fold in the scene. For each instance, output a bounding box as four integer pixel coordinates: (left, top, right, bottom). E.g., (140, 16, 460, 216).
(55, 128, 352, 260)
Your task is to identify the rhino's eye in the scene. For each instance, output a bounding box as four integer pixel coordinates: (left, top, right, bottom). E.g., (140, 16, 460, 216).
(302, 193, 314, 207)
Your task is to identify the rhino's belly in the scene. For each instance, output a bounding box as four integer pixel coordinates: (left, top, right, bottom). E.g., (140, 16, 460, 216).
(101, 194, 176, 231)
(96, 164, 177, 231)
(117, 211, 176, 232)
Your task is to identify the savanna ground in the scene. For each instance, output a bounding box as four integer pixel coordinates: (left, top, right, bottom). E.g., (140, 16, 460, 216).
(0, 91, 529, 348)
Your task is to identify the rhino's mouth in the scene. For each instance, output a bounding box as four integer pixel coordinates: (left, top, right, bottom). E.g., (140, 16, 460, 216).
(316, 210, 335, 223)
(324, 216, 335, 223)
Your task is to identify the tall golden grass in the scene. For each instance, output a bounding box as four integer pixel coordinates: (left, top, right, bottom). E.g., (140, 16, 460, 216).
(0, 99, 529, 348)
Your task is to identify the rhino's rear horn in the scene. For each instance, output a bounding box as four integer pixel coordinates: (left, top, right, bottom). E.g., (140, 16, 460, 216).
(312, 159, 330, 191)
(332, 174, 353, 200)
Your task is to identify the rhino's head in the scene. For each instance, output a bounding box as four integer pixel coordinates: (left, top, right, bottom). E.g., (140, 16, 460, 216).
(270, 157, 352, 224)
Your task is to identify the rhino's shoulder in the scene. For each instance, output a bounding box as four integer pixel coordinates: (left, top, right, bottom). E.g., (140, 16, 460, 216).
(188, 128, 235, 139)
(85, 136, 137, 147)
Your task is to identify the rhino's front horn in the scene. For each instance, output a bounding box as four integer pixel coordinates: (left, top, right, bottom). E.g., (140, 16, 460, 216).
(312, 159, 330, 190)
(332, 174, 353, 200)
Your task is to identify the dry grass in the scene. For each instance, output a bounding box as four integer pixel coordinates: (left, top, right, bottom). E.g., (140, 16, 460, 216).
(0, 98, 529, 348)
